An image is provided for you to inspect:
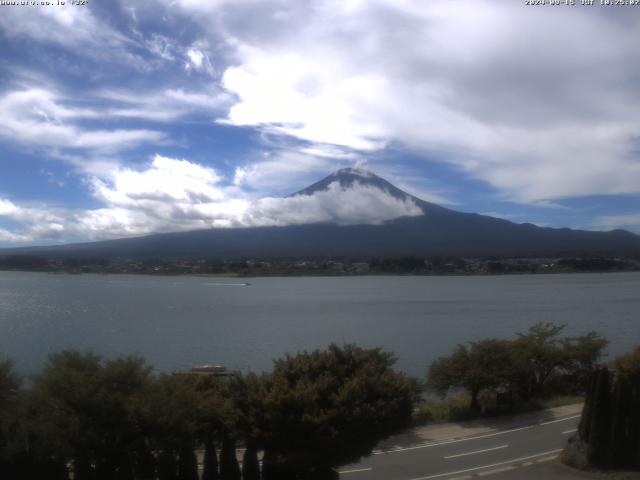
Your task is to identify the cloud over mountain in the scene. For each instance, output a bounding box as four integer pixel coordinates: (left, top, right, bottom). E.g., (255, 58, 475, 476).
(0, 158, 423, 242)
(0, 1, 639, 243)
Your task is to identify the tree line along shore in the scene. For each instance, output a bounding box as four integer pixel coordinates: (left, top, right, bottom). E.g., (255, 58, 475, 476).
(0, 323, 638, 480)
(0, 254, 639, 276)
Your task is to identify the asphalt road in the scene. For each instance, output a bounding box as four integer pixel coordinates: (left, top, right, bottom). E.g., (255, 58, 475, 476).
(338, 413, 581, 480)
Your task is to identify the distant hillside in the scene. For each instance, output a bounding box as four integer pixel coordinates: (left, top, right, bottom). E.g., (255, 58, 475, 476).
(1, 168, 639, 260)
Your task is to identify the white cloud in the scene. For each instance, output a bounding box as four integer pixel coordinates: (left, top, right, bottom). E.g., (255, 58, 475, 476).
(80, 155, 251, 237)
(0, 198, 71, 243)
(233, 167, 248, 186)
(233, 149, 352, 194)
(0, 199, 20, 217)
(80, 155, 422, 238)
(181, 0, 640, 203)
(219, 44, 390, 150)
(244, 181, 422, 227)
(91, 155, 226, 207)
(0, 4, 149, 69)
(187, 49, 205, 69)
(0, 89, 165, 153)
(592, 213, 640, 234)
(0, 229, 30, 243)
(0, 155, 424, 243)
(146, 34, 177, 61)
(100, 87, 231, 122)
(0, 4, 125, 46)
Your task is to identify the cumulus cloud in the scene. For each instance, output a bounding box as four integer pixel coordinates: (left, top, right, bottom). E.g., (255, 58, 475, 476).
(3, 1, 639, 244)
(233, 149, 352, 193)
(81, 155, 422, 238)
(0, 155, 424, 243)
(0, 198, 69, 243)
(173, 0, 640, 203)
(80, 155, 249, 237)
(245, 182, 422, 227)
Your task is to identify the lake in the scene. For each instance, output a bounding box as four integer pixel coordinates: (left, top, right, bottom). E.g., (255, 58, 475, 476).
(1, 271, 638, 377)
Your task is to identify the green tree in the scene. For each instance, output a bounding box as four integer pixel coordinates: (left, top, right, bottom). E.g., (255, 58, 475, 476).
(257, 344, 419, 479)
(131, 374, 205, 468)
(561, 331, 608, 390)
(586, 367, 611, 467)
(0, 359, 22, 478)
(611, 346, 640, 381)
(27, 351, 152, 480)
(576, 354, 640, 471)
(427, 339, 511, 411)
(511, 323, 607, 399)
(510, 323, 568, 400)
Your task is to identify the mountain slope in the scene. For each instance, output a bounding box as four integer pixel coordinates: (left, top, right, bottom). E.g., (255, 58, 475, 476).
(2, 169, 639, 259)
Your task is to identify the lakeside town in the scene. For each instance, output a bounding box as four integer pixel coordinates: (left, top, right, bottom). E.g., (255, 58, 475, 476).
(1, 254, 639, 276)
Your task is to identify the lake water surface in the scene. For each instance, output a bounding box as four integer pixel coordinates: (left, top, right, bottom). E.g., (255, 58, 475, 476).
(1, 271, 638, 377)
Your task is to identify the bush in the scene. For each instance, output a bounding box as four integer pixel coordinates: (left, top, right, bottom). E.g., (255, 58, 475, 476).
(413, 393, 474, 424)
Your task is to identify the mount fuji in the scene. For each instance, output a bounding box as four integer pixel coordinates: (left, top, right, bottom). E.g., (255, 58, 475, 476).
(2, 168, 639, 259)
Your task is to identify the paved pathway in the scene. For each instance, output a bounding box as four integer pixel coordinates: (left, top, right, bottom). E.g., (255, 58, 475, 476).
(338, 404, 608, 480)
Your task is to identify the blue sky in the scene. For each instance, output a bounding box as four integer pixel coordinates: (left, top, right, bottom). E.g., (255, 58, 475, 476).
(0, 0, 639, 246)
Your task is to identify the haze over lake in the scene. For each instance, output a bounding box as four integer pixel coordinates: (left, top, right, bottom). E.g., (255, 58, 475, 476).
(1, 271, 638, 377)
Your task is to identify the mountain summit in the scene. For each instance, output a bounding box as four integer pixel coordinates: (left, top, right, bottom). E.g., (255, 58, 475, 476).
(1, 169, 639, 259)
(293, 168, 416, 203)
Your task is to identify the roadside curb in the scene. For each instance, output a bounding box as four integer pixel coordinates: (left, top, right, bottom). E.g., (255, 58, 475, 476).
(374, 403, 584, 453)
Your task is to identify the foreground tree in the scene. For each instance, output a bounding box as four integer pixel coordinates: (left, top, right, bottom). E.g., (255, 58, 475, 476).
(428, 323, 608, 410)
(511, 323, 607, 399)
(573, 352, 640, 471)
(611, 346, 640, 381)
(26, 352, 152, 480)
(427, 339, 511, 411)
(132, 374, 207, 480)
(0, 359, 22, 478)
(257, 344, 419, 479)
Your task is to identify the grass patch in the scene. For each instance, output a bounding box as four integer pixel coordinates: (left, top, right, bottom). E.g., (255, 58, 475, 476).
(412, 392, 584, 426)
(507, 394, 584, 415)
(413, 392, 475, 425)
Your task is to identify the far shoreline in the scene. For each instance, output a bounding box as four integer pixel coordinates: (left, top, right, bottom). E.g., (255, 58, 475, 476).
(1, 266, 640, 280)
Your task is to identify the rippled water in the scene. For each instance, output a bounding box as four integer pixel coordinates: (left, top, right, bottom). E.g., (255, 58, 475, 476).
(1, 271, 638, 377)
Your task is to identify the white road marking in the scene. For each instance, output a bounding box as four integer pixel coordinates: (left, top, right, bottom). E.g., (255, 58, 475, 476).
(339, 467, 373, 474)
(373, 413, 580, 456)
(373, 426, 531, 455)
(444, 445, 508, 459)
(562, 429, 577, 435)
(408, 449, 562, 480)
(477, 466, 517, 476)
(539, 415, 581, 426)
(535, 455, 559, 463)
